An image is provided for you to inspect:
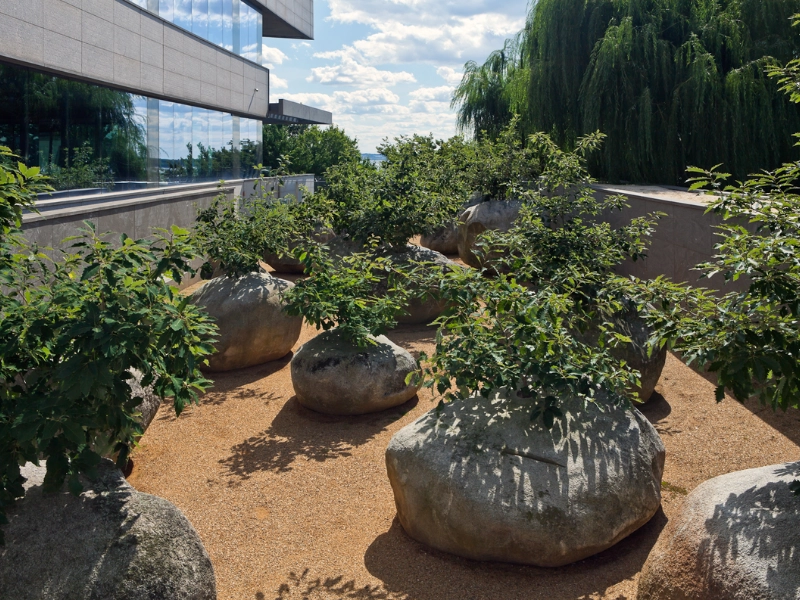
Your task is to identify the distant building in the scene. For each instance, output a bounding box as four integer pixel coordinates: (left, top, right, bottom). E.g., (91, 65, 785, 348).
(0, 0, 331, 193)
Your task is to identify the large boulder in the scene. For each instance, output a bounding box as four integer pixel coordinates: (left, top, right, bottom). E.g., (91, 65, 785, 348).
(575, 303, 667, 403)
(190, 272, 302, 372)
(420, 222, 459, 255)
(385, 391, 665, 567)
(383, 245, 461, 325)
(291, 329, 419, 415)
(0, 460, 216, 600)
(264, 229, 336, 274)
(457, 200, 522, 269)
(637, 462, 800, 600)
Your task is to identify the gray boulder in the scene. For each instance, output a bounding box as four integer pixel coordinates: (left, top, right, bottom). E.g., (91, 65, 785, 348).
(575, 304, 667, 403)
(129, 369, 161, 431)
(264, 228, 336, 274)
(637, 462, 800, 600)
(457, 200, 522, 269)
(385, 391, 665, 567)
(383, 245, 461, 325)
(420, 222, 459, 255)
(0, 460, 216, 600)
(291, 329, 419, 415)
(190, 272, 302, 372)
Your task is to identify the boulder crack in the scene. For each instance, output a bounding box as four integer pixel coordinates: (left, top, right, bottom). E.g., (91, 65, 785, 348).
(501, 447, 566, 468)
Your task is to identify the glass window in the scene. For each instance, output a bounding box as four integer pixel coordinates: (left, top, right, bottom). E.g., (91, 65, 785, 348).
(173, 0, 192, 31)
(173, 103, 194, 181)
(222, 0, 233, 52)
(192, 0, 208, 40)
(208, 0, 223, 47)
(158, 0, 174, 22)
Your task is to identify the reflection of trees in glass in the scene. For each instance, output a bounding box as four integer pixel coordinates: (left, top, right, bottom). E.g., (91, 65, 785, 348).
(0, 63, 147, 190)
(240, 139, 262, 178)
(48, 142, 114, 191)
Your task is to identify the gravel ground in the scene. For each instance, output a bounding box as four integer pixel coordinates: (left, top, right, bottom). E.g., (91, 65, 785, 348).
(131, 281, 800, 600)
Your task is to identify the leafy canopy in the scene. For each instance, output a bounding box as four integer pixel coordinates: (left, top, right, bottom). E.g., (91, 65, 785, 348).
(0, 149, 218, 543)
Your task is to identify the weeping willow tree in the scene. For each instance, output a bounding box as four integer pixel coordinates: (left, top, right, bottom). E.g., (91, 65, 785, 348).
(451, 35, 529, 140)
(455, 0, 800, 184)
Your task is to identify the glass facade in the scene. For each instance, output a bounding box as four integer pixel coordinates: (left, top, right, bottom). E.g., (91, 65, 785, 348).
(130, 0, 263, 65)
(0, 62, 263, 193)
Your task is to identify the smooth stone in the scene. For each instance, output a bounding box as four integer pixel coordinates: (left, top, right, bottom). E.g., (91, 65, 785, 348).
(575, 304, 667, 403)
(190, 272, 302, 372)
(457, 200, 522, 269)
(386, 390, 665, 567)
(291, 329, 419, 415)
(382, 245, 462, 325)
(637, 462, 800, 600)
(264, 229, 336, 274)
(0, 460, 216, 600)
(420, 222, 459, 255)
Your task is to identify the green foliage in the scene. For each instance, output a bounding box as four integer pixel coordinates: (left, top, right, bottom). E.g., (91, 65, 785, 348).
(47, 142, 114, 192)
(261, 124, 361, 176)
(323, 134, 474, 247)
(452, 35, 529, 141)
(193, 176, 334, 279)
(482, 131, 661, 286)
(418, 131, 662, 422)
(0, 152, 217, 543)
(284, 244, 413, 346)
(0, 147, 52, 235)
(456, 0, 800, 184)
(646, 162, 800, 411)
(418, 269, 640, 425)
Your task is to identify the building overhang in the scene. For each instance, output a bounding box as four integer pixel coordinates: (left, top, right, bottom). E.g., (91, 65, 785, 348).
(266, 99, 332, 125)
(249, 0, 314, 40)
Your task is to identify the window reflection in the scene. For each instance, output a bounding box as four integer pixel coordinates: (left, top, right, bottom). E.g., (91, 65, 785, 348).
(130, 0, 263, 65)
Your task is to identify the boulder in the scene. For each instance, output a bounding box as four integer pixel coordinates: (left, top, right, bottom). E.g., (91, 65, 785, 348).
(575, 303, 667, 403)
(385, 391, 665, 567)
(291, 329, 419, 415)
(420, 222, 459, 255)
(0, 460, 216, 600)
(457, 200, 522, 269)
(190, 272, 302, 372)
(383, 245, 461, 325)
(637, 462, 800, 600)
(129, 369, 161, 432)
(264, 229, 336, 274)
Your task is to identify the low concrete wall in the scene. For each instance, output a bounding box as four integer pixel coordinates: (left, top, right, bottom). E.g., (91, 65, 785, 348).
(594, 185, 748, 293)
(22, 175, 315, 253)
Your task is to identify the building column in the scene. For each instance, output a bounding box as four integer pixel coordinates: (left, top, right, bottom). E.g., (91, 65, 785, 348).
(146, 97, 160, 186)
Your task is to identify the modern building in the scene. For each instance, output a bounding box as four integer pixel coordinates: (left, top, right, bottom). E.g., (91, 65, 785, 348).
(0, 0, 331, 194)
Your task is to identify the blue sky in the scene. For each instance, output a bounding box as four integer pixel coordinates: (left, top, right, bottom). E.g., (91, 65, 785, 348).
(264, 1, 530, 153)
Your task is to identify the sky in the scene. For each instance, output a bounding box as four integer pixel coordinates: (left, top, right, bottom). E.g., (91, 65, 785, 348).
(263, 0, 530, 153)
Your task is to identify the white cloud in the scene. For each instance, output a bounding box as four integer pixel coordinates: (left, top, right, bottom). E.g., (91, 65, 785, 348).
(270, 74, 289, 90)
(262, 45, 288, 68)
(437, 66, 464, 86)
(326, 1, 527, 66)
(409, 86, 455, 102)
(307, 47, 416, 87)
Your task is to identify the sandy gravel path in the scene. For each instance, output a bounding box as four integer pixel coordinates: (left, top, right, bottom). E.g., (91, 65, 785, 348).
(130, 312, 800, 600)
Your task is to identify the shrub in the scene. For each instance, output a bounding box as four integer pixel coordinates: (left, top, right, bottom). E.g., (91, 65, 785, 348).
(284, 243, 414, 346)
(193, 178, 334, 278)
(0, 148, 218, 542)
(322, 134, 474, 249)
(418, 132, 664, 422)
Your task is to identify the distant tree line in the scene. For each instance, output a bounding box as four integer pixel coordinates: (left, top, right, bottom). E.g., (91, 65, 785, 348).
(261, 124, 361, 177)
(453, 0, 800, 184)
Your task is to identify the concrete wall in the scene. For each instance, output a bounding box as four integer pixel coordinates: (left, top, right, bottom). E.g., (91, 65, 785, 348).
(257, 0, 313, 39)
(595, 186, 749, 293)
(0, 0, 269, 119)
(22, 175, 316, 253)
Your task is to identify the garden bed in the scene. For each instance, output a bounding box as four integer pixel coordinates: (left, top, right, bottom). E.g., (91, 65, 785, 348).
(129, 318, 800, 600)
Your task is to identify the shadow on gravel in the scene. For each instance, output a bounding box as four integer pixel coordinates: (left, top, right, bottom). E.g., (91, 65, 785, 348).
(362, 511, 667, 600)
(219, 395, 419, 479)
(266, 569, 400, 600)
